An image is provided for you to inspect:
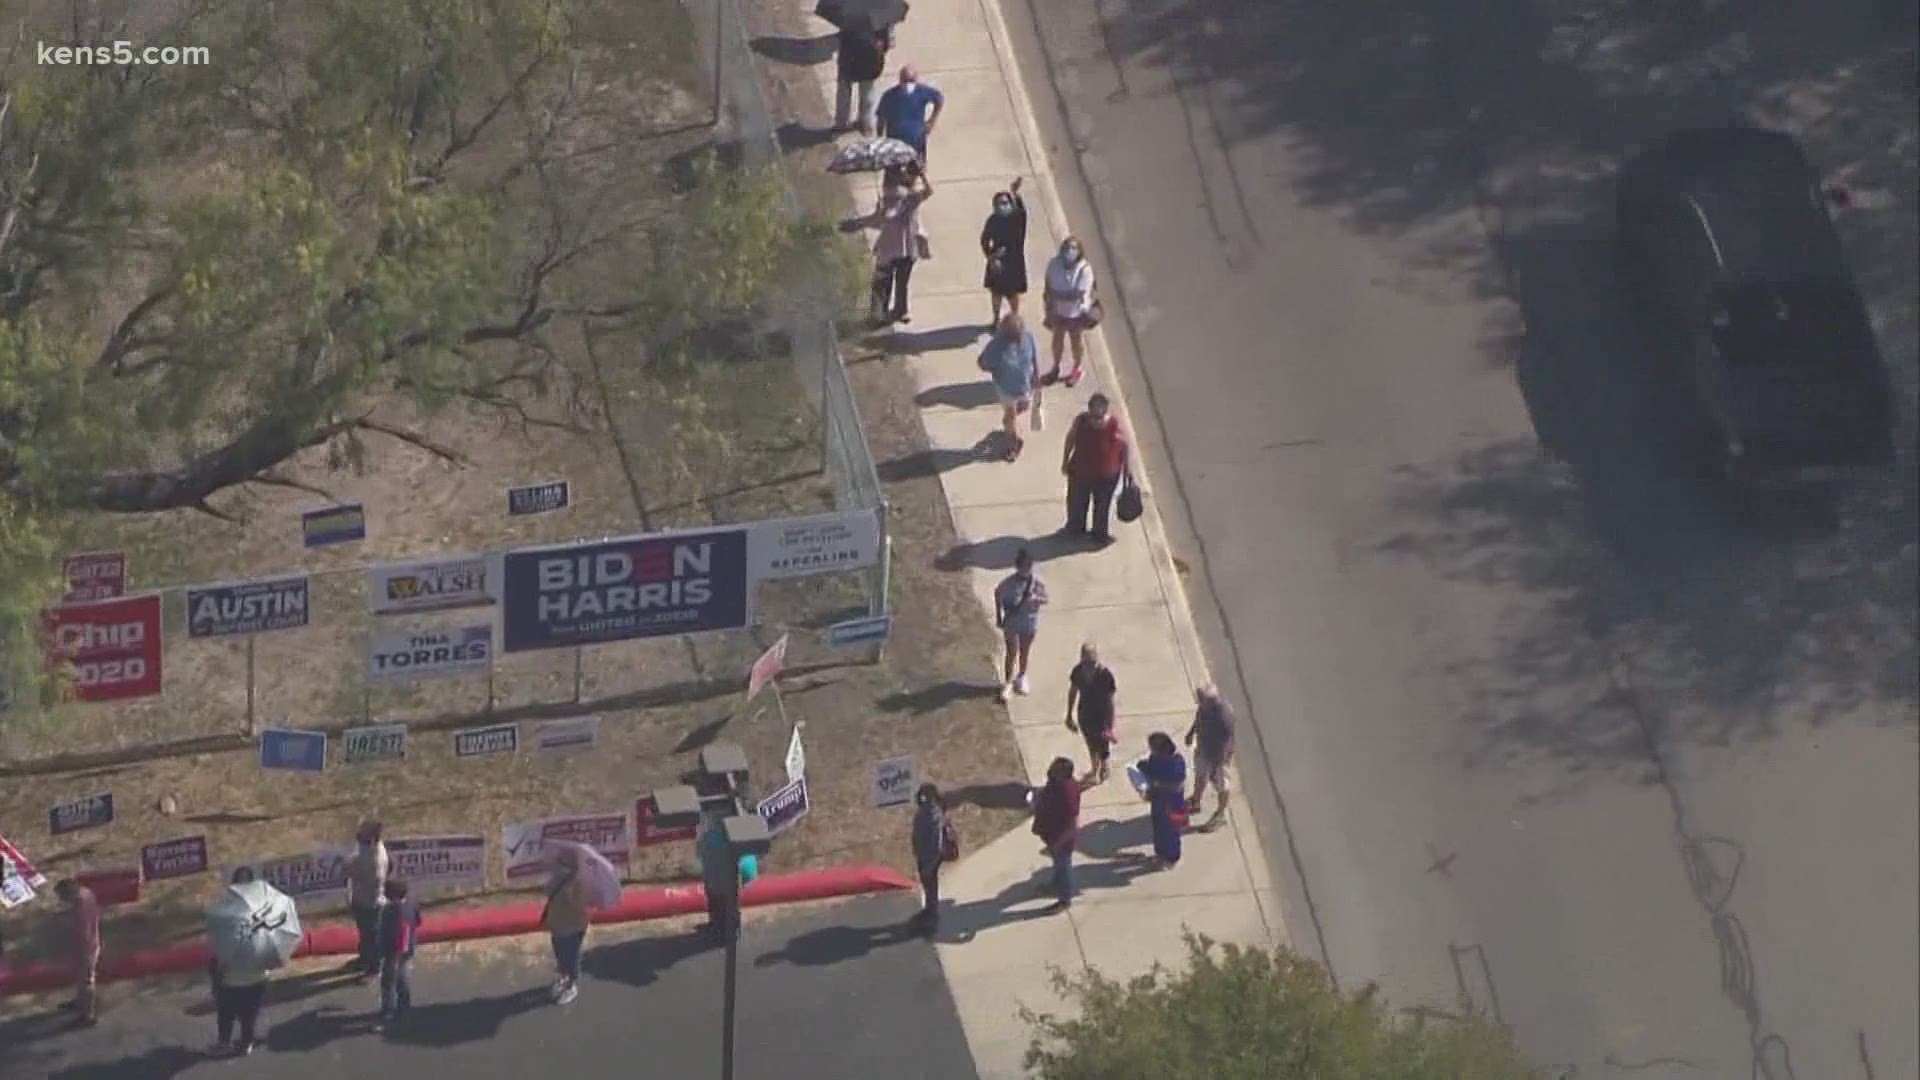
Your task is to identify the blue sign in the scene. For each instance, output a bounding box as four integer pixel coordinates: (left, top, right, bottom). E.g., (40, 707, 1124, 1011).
(499, 526, 751, 653)
(757, 778, 810, 837)
(186, 575, 310, 638)
(302, 503, 366, 547)
(508, 480, 570, 516)
(259, 728, 327, 772)
(49, 791, 114, 835)
(827, 614, 893, 646)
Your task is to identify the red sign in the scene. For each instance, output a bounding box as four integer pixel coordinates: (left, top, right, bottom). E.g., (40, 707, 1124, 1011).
(634, 795, 696, 847)
(747, 633, 788, 702)
(61, 551, 127, 603)
(44, 594, 164, 702)
(75, 867, 142, 907)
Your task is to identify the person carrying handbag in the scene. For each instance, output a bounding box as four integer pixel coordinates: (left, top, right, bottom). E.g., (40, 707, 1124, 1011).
(1060, 392, 1131, 545)
(908, 783, 958, 933)
(861, 163, 933, 325)
(1042, 237, 1099, 387)
(1064, 643, 1119, 784)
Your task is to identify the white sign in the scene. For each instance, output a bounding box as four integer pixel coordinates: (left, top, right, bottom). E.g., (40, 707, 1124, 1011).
(533, 716, 600, 753)
(366, 555, 494, 615)
(454, 723, 519, 758)
(784, 724, 806, 784)
(870, 755, 916, 809)
(230, 846, 354, 910)
(386, 835, 486, 895)
(367, 624, 493, 683)
(501, 812, 632, 880)
(747, 510, 881, 581)
(341, 723, 408, 764)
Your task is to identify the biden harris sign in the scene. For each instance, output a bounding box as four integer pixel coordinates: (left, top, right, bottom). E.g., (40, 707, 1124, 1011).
(499, 527, 750, 653)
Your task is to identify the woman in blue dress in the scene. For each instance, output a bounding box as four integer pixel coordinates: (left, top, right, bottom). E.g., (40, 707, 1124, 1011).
(1140, 732, 1188, 867)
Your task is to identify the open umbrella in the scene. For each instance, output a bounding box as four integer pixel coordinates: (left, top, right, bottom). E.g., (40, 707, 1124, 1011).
(815, 0, 910, 31)
(545, 840, 622, 910)
(828, 136, 921, 175)
(206, 879, 301, 977)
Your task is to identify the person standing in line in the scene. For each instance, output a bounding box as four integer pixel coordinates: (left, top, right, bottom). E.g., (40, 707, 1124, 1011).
(209, 867, 269, 1056)
(864, 162, 933, 325)
(1060, 392, 1131, 545)
(993, 548, 1048, 702)
(833, 24, 890, 133)
(345, 821, 388, 979)
(54, 878, 100, 1028)
(1042, 236, 1096, 387)
(1185, 685, 1237, 830)
(1031, 757, 1081, 912)
(541, 847, 590, 1005)
(374, 877, 422, 1032)
(1139, 732, 1188, 869)
(698, 816, 745, 944)
(874, 64, 944, 161)
(908, 783, 955, 932)
(978, 312, 1040, 461)
(1064, 643, 1118, 785)
(980, 178, 1029, 325)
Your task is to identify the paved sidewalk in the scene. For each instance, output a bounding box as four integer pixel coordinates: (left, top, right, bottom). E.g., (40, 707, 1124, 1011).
(799, 3, 1288, 1075)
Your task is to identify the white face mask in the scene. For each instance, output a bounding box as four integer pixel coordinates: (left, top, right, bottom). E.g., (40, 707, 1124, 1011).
(1063, 246, 1081, 262)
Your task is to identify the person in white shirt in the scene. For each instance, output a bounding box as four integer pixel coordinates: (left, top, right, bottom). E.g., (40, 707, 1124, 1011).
(1042, 237, 1096, 387)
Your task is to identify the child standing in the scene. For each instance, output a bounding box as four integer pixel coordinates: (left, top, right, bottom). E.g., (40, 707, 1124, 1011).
(375, 878, 421, 1031)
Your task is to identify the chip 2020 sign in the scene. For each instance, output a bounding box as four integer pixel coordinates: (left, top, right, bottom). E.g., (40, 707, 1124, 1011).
(499, 527, 750, 652)
(44, 594, 164, 702)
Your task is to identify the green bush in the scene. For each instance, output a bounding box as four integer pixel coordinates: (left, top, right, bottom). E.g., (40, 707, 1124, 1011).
(1022, 934, 1536, 1080)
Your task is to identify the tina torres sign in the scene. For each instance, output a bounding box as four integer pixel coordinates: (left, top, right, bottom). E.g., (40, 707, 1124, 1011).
(499, 527, 750, 652)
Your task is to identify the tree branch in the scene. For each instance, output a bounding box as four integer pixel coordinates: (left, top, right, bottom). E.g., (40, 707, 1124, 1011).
(245, 471, 338, 501)
(351, 417, 470, 467)
(95, 285, 177, 373)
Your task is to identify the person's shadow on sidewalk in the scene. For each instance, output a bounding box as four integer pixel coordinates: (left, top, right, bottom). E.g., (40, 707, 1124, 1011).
(581, 929, 711, 987)
(48, 1045, 205, 1080)
(936, 852, 1157, 945)
(752, 920, 918, 968)
(936, 531, 1084, 573)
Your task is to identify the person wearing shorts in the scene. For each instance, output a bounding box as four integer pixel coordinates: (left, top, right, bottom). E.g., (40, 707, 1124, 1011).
(978, 313, 1041, 461)
(1064, 643, 1118, 784)
(1184, 686, 1236, 830)
(993, 548, 1048, 701)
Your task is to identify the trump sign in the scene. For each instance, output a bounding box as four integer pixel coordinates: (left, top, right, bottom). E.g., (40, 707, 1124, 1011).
(499, 527, 750, 652)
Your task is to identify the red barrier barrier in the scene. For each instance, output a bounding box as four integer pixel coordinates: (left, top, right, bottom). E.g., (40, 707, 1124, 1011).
(0, 864, 912, 997)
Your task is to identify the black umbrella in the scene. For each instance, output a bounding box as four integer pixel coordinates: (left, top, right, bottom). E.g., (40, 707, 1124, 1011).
(815, 0, 910, 31)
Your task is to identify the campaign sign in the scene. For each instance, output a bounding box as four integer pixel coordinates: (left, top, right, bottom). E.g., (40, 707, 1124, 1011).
(234, 846, 353, 907)
(62, 551, 127, 603)
(533, 716, 599, 753)
(499, 526, 750, 653)
(302, 502, 366, 547)
(49, 791, 114, 835)
(784, 724, 806, 784)
(757, 778, 810, 837)
(43, 593, 164, 702)
(870, 756, 916, 809)
(368, 625, 492, 683)
(1, 832, 48, 909)
(341, 723, 407, 764)
(826, 614, 893, 647)
(634, 795, 697, 847)
(454, 723, 518, 758)
(502, 813, 631, 879)
(366, 555, 493, 615)
(747, 510, 881, 581)
(260, 728, 327, 772)
(387, 835, 486, 895)
(185, 575, 310, 638)
(140, 836, 210, 881)
(507, 480, 570, 516)
(747, 633, 787, 702)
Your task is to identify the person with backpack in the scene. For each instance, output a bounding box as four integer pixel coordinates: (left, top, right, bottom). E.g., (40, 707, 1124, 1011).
(908, 783, 958, 933)
(374, 877, 422, 1031)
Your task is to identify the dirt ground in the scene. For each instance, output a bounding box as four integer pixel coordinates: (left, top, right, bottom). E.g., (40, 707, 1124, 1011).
(0, 0, 1025, 967)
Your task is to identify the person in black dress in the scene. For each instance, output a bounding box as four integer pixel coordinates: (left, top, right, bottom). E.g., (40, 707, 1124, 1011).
(1064, 642, 1118, 785)
(980, 177, 1028, 326)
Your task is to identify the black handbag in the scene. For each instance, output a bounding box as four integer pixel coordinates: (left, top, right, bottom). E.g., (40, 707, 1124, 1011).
(1115, 473, 1143, 523)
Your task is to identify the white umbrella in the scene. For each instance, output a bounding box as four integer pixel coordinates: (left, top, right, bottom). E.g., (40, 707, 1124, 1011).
(545, 841, 622, 910)
(206, 879, 302, 976)
(827, 137, 922, 175)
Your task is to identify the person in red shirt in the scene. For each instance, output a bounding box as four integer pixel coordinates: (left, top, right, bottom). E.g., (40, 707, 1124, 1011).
(1031, 757, 1082, 912)
(1060, 392, 1131, 545)
(54, 879, 100, 1026)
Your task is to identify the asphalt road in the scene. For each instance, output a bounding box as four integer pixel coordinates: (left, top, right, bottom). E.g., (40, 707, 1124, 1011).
(0, 894, 978, 1079)
(998, 0, 1919, 1077)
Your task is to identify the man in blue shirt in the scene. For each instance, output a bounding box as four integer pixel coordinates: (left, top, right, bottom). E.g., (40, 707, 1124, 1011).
(875, 65, 944, 161)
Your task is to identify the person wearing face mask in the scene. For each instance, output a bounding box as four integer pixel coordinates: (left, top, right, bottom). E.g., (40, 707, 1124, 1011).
(978, 312, 1041, 460)
(874, 65, 944, 161)
(1043, 237, 1096, 387)
(980, 177, 1028, 326)
(861, 162, 933, 324)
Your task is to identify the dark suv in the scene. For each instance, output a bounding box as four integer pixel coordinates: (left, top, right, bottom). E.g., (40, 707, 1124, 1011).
(1614, 126, 1896, 480)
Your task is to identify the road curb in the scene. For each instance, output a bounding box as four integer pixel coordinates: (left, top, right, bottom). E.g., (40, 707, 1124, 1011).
(0, 863, 912, 997)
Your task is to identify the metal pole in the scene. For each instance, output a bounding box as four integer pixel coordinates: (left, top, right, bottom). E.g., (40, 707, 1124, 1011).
(770, 680, 791, 731)
(712, 0, 724, 129)
(573, 646, 584, 703)
(721, 908, 739, 1080)
(245, 635, 257, 735)
(486, 651, 497, 712)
